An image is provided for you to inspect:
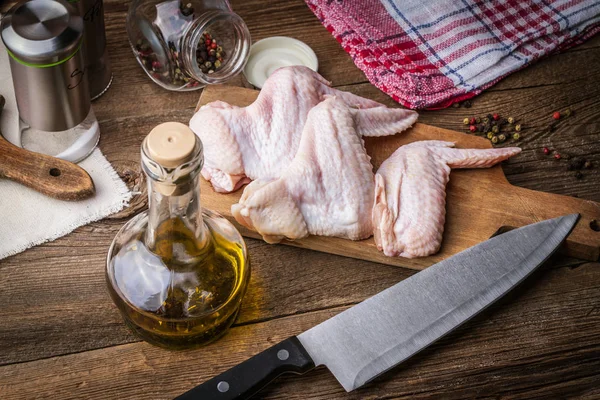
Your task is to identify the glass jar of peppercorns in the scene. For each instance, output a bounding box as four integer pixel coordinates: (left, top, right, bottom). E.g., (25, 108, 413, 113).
(126, 0, 251, 91)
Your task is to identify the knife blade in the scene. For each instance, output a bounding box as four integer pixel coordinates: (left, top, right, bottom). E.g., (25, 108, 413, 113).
(175, 214, 579, 400)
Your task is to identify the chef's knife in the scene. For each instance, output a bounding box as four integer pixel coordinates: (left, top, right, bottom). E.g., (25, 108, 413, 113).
(176, 214, 579, 400)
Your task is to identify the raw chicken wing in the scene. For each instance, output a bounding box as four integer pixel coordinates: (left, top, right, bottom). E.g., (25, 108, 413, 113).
(373, 141, 521, 258)
(189, 66, 386, 193)
(231, 96, 419, 243)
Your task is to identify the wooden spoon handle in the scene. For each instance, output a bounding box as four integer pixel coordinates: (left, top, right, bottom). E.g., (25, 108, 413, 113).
(0, 96, 95, 201)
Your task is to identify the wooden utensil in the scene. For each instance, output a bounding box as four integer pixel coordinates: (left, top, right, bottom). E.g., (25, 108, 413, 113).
(196, 86, 600, 269)
(0, 95, 95, 201)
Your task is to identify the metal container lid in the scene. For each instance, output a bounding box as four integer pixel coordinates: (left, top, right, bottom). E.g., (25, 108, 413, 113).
(1, 0, 83, 66)
(243, 37, 318, 89)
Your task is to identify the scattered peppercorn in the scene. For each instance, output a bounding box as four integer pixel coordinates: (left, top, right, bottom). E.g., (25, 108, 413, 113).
(543, 147, 550, 155)
(492, 125, 499, 134)
(463, 100, 472, 108)
(564, 108, 573, 117)
(507, 116, 515, 124)
(452, 102, 460, 108)
(463, 117, 470, 125)
(180, 2, 194, 16)
(491, 136, 499, 144)
(512, 133, 520, 140)
(554, 153, 561, 160)
(475, 117, 481, 124)
(469, 117, 476, 125)
(547, 121, 559, 132)
(487, 132, 494, 139)
(584, 160, 593, 169)
(498, 134, 506, 142)
(553, 111, 561, 120)
(575, 171, 583, 179)
(567, 157, 586, 171)
(483, 117, 490, 124)
(514, 124, 522, 132)
(469, 125, 477, 133)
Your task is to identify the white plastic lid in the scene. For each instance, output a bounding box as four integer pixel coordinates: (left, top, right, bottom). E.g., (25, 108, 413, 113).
(243, 36, 318, 89)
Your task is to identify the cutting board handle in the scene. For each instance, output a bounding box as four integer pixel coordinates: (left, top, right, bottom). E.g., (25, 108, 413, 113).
(501, 185, 600, 261)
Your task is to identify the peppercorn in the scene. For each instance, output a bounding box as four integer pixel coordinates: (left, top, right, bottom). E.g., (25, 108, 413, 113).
(463, 100, 472, 108)
(564, 108, 573, 117)
(483, 117, 490, 124)
(208, 69, 215, 74)
(547, 121, 558, 132)
(514, 124, 522, 132)
(512, 133, 520, 140)
(575, 171, 583, 179)
(487, 132, 494, 139)
(492, 125, 499, 134)
(475, 117, 481, 124)
(567, 157, 586, 171)
(216, 46, 223, 53)
(463, 117, 470, 125)
(452, 102, 460, 108)
(209, 48, 216, 56)
(553, 111, 561, 120)
(507, 116, 515, 124)
(469, 117, 476, 125)
(469, 125, 477, 133)
(204, 61, 212, 68)
(498, 134, 506, 142)
(584, 160, 593, 169)
(491, 136, 499, 144)
(543, 147, 550, 155)
(205, 39, 211, 46)
(214, 60, 222, 68)
(554, 153, 561, 160)
(181, 3, 194, 16)
(493, 113, 499, 121)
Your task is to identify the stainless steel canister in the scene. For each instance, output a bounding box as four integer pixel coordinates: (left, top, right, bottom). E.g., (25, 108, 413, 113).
(1, 0, 91, 132)
(73, 0, 113, 99)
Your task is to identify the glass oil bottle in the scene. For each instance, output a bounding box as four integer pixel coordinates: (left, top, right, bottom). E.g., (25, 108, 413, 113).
(106, 122, 250, 348)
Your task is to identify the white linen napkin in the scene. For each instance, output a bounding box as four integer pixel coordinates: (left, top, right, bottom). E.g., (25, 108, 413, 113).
(0, 44, 132, 260)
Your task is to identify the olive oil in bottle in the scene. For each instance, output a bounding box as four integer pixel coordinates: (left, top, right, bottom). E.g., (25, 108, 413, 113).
(106, 122, 250, 349)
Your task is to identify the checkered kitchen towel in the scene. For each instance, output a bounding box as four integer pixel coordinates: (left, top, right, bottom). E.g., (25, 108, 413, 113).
(305, 0, 600, 109)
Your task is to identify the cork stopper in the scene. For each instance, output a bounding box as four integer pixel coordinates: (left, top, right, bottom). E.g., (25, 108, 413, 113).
(145, 122, 196, 168)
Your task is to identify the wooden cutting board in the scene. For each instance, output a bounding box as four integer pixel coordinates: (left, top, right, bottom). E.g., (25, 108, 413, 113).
(197, 85, 600, 270)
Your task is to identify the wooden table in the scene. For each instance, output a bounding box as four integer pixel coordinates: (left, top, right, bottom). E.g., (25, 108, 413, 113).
(1, 1, 599, 399)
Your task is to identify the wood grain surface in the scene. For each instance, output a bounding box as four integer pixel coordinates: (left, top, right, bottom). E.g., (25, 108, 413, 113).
(1, 0, 599, 399)
(196, 85, 600, 265)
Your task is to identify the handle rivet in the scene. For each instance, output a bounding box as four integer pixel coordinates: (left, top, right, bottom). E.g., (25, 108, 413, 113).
(217, 381, 229, 393)
(277, 349, 289, 361)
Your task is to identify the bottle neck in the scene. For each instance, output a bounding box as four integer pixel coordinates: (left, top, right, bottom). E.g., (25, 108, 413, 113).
(141, 136, 209, 262)
(181, 10, 251, 84)
(144, 171, 208, 253)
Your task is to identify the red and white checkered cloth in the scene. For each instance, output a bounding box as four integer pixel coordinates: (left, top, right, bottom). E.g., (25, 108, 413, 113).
(305, 0, 600, 109)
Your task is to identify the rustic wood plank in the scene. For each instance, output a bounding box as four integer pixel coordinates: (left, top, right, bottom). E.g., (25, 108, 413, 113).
(1, 0, 600, 399)
(0, 228, 415, 365)
(0, 261, 598, 399)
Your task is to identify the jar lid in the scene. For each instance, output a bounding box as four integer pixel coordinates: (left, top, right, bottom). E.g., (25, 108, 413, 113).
(1, 0, 83, 66)
(243, 36, 318, 89)
(145, 122, 197, 168)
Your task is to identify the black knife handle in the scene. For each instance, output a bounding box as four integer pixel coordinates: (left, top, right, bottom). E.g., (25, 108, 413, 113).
(174, 337, 315, 400)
